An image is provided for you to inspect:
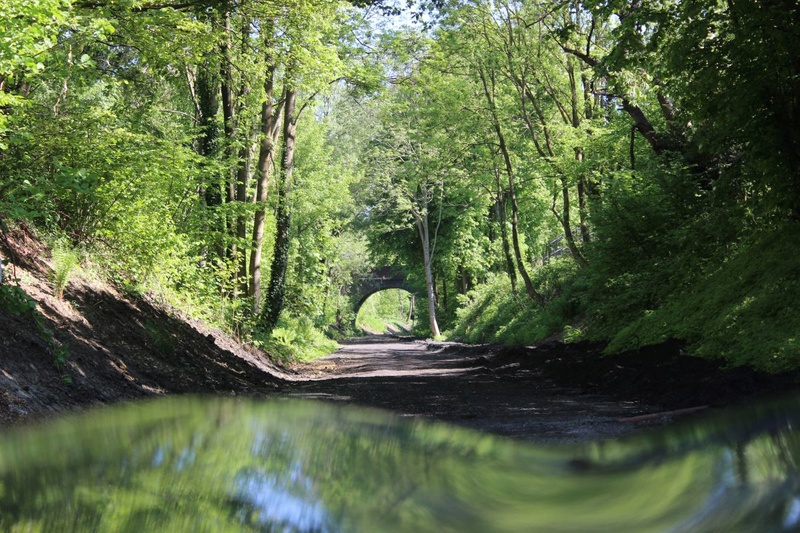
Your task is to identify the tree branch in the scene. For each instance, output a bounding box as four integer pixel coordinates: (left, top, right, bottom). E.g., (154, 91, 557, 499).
(560, 44, 598, 68)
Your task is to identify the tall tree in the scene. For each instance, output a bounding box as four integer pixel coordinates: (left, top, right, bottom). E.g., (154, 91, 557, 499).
(259, 0, 345, 332)
(261, 86, 297, 331)
(476, 63, 545, 303)
(248, 36, 282, 311)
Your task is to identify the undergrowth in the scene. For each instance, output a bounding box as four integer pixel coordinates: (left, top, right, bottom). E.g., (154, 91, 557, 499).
(603, 223, 800, 371)
(50, 242, 79, 300)
(448, 258, 581, 345)
(448, 222, 800, 373)
(261, 315, 339, 362)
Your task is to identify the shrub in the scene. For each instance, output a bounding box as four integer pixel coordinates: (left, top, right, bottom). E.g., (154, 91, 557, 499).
(259, 315, 339, 363)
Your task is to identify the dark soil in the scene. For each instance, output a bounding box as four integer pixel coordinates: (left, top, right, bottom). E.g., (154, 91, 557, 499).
(476, 339, 800, 411)
(1, 225, 799, 441)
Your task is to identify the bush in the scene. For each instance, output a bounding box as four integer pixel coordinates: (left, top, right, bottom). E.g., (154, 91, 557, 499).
(448, 255, 586, 346)
(0, 283, 39, 317)
(259, 315, 339, 363)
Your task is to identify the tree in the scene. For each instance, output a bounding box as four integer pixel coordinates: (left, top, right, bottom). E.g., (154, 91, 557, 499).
(260, 0, 345, 332)
(261, 85, 297, 331)
(359, 95, 446, 337)
(248, 20, 283, 312)
(0, 0, 71, 148)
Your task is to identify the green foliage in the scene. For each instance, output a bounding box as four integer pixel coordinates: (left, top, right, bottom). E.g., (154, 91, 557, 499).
(605, 224, 800, 372)
(262, 315, 339, 362)
(0, 0, 71, 146)
(143, 320, 177, 357)
(2, 0, 798, 375)
(449, 262, 581, 346)
(356, 289, 413, 334)
(0, 283, 39, 318)
(0, 282, 72, 381)
(51, 243, 79, 300)
(52, 340, 72, 384)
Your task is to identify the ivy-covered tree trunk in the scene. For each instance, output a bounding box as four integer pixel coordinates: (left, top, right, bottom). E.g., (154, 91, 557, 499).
(261, 87, 297, 332)
(193, 59, 224, 260)
(195, 62, 219, 161)
(219, 3, 238, 268)
(235, 140, 253, 294)
(577, 175, 590, 244)
(233, 18, 255, 295)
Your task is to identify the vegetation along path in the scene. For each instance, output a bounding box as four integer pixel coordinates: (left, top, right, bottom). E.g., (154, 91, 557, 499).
(2, 0, 800, 434)
(0, 235, 796, 442)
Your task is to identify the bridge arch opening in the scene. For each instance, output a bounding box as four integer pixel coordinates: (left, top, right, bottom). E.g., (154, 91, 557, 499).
(355, 288, 415, 335)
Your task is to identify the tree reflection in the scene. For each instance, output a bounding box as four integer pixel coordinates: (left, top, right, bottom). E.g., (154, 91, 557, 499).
(2, 397, 800, 531)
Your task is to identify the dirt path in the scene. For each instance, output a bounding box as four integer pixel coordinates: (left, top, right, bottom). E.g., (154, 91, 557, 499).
(282, 337, 663, 443)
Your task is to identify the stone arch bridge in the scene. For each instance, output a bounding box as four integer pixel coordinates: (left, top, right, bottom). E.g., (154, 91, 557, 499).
(349, 266, 417, 316)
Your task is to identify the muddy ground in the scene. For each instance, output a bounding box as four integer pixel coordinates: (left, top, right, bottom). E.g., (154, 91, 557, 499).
(1, 226, 799, 442)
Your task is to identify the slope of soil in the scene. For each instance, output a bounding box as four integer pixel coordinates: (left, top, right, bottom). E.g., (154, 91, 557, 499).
(0, 226, 292, 426)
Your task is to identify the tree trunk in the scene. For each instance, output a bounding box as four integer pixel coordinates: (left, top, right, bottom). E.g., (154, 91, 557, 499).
(235, 139, 254, 294)
(577, 174, 590, 244)
(220, 5, 237, 264)
(261, 88, 297, 333)
(416, 196, 441, 338)
(554, 176, 588, 268)
(441, 272, 448, 321)
(196, 64, 219, 159)
(493, 168, 517, 291)
(248, 62, 281, 312)
(478, 66, 543, 304)
(194, 59, 223, 259)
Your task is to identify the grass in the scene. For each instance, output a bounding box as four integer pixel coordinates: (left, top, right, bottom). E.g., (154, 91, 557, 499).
(604, 224, 800, 371)
(356, 289, 414, 335)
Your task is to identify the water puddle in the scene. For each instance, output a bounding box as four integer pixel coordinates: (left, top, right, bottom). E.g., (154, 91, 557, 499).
(1, 396, 800, 531)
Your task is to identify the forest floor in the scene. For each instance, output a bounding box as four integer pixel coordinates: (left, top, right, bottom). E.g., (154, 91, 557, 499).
(1, 226, 799, 442)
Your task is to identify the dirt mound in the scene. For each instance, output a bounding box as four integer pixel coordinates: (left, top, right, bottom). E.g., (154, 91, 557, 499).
(0, 225, 291, 426)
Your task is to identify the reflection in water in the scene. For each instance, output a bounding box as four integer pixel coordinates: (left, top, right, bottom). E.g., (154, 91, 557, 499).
(2, 397, 800, 531)
(232, 468, 335, 532)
